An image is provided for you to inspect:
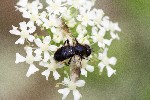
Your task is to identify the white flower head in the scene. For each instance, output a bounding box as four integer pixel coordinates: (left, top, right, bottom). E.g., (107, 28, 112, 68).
(10, 0, 121, 99)
(9, 21, 36, 44)
(15, 47, 42, 77)
(58, 77, 85, 100)
(98, 48, 117, 77)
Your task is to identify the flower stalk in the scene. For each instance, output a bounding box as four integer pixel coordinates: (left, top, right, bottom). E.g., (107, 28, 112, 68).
(70, 56, 81, 82)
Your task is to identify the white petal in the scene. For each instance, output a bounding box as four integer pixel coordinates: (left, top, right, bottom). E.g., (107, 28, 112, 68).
(99, 28, 106, 37)
(15, 38, 25, 44)
(63, 77, 70, 84)
(53, 71, 60, 80)
(106, 66, 116, 77)
(92, 27, 98, 35)
(49, 45, 57, 51)
(41, 69, 50, 80)
(98, 53, 103, 60)
(22, 11, 31, 18)
(75, 80, 85, 87)
(58, 88, 70, 100)
(26, 64, 39, 77)
(86, 65, 94, 72)
(36, 19, 43, 26)
(39, 61, 48, 67)
(73, 89, 82, 100)
(34, 56, 42, 61)
(81, 68, 87, 77)
(9, 29, 20, 35)
(34, 38, 43, 47)
(103, 39, 112, 46)
(103, 48, 108, 57)
(98, 42, 105, 48)
(24, 47, 32, 56)
(19, 22, 27, 31)
(88, 20, 94, 26)
(27, 21, 34, 27)
(109, 57, 117, 65)
(44, 51, 50, 62)
(15, 53, 26, 64)
(43, 36, 51, 44)
(9, 25, 20, 35)
(17, 0, 28, 7)
(98, 62, 105, 72)
(31, 5, 38, 15)
(29, 26, 36, 33)
(28, 35, 35, 42)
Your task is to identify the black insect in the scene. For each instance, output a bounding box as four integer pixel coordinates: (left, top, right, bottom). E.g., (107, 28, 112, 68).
(54, 39, 92, 65)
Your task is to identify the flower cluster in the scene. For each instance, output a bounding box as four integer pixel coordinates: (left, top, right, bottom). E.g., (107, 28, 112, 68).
(10, 0, 121, 100)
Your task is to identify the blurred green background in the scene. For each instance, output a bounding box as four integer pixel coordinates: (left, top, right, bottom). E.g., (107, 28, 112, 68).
(0, 0, 150, 100)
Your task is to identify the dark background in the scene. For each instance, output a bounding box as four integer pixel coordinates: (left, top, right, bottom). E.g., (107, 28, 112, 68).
(0, 0, 150, 100)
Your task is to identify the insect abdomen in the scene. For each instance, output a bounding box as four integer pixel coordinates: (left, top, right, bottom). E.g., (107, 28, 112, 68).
(54, 46, 75, 61)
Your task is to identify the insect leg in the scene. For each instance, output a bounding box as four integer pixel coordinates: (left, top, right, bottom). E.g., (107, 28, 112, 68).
(64, 39, 70, 46)
(75, 38, 79, 44)
(68, 57, 72, 65)
(66, 39, 70, 45)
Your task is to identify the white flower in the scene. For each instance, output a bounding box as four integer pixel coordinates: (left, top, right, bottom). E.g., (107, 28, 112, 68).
(98, 48, 117, 77)
(62, 9, 72, 20)
(34, 36, 57, 62)
(46, 0, 67, 15)
(91, 9, 104, 27)
(16, 0, 43, 26)
(76, 25, 87, 35)
(9, 21, 36, 44)
(77, 8, 94, 26)
(16, 0, 28, 8)
(15, 47, 42, 77)
(41, 14, 62, 29)
(81, 0, 93, 11)
(66, 18, 77, 28)
(80, 59, 94, 77)
(91, 27, 112, 48)
(67, 0, 86, 9)
(101, 17, 121, 40)
(58, 77, 85, 100)
(109, 22, 121, 40)
(40, 56, 64, 80)
(77, 34, 90, 45)
(16, 0, 43, 11)
(51, 27, 63, 43)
